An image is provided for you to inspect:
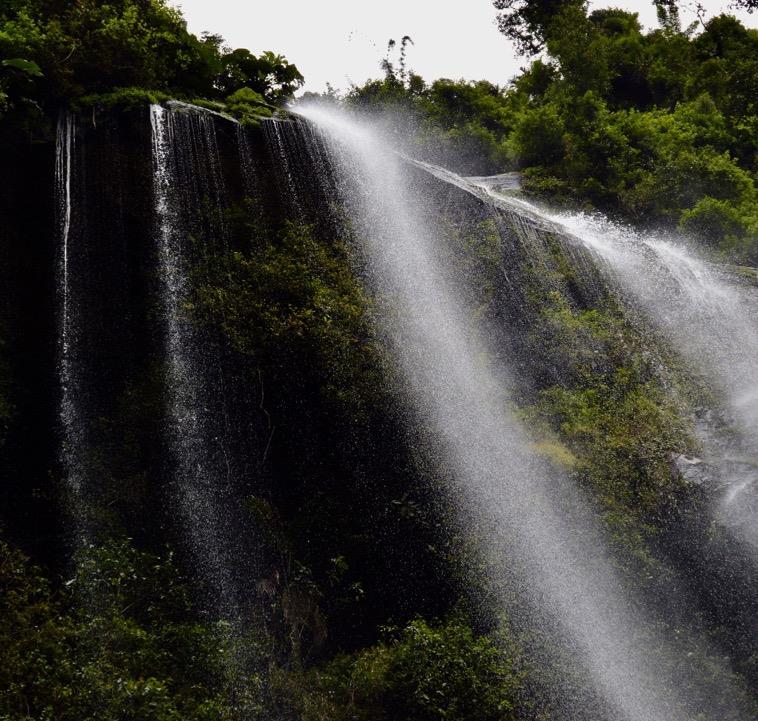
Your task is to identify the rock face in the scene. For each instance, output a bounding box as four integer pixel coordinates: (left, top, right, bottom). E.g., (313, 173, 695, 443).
(670, 450, 757, 502)
(731, 264, 758, 288)
(0, 105, 726, 552)
(0, 106, 267, 555)
(671, 453, 709, 487)
(1, 114, 63, 557)
(466, 172, 522, 194)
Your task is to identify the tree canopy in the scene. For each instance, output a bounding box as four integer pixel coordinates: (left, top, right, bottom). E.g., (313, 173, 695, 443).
(493, 0, 586, 54)
(0, 0, 303, 124)
(343, 3, 758, 262)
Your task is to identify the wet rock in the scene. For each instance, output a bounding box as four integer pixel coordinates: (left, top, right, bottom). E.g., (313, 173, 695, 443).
(670, 453, 710, 487)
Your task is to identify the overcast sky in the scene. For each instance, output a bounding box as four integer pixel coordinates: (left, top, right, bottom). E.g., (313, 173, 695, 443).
(171, 1, 757, 94)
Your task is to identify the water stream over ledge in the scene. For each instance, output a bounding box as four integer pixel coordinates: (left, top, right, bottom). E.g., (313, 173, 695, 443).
(294, 105, 754, 721)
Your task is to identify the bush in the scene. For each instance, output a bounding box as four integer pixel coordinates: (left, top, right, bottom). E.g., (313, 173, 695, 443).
(226, 87, 273, 123)
(193, 220, 385, 410)
(0, 539, 76, 720)
(679, 196, 747, 246)
(295, 618, 525, 721)
(0, 537, 266, 721)
(76, 86, 171, 112)
(509, 104, 565, 167)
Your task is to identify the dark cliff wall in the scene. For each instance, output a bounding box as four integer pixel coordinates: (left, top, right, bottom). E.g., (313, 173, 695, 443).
(0, 108, 466, 653)
(2, 106, 755, 683)
(0, 127, 59, 559)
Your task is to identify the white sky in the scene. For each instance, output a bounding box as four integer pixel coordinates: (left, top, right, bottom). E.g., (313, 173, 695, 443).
(171, 1, 758, 94)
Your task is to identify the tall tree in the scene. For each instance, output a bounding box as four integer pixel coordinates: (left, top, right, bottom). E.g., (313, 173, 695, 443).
(654, 0, 681, 31)
(493, 0, 587, 55)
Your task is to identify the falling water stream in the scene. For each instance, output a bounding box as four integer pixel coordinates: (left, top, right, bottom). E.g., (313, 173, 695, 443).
(150, 103, 243, 619)
(502, 204, 758, 553)
(294, 107, 752, 721)
(55, 111, 89, 543)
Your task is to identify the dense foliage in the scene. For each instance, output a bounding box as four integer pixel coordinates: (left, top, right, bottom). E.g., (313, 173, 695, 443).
(0, 539, 260, 721)
(0, 0, 302, 128)
(287, 619, 525, 721)
(343, 3, 758, 262)
(0, 538, 528, 721)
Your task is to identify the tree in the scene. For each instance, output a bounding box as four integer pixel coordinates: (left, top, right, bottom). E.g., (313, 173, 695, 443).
(217, 48, 304, 102)
(0, 0, 304, 116)
(0, 56, 42, 116)
(654, 0, 681, 31)
(493, 0, 587, 54)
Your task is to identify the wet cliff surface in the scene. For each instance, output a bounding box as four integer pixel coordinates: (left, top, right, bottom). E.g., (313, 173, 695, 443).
(1, 104, 757, 719)
(1, 106, 468, 652)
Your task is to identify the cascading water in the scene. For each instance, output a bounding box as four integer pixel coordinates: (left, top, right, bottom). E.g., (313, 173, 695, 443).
(293, 107, 751, 721)
(237, 124, 257, 197)
(263, 118, 307, 218)
(47, 98, 758, 716)
(150, 103, 246, 619)
(517, 208, 758, 551)
(55, 110, 88, 543)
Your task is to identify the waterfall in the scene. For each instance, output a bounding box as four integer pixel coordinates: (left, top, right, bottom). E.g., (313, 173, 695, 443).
(292, 107, 750, 721)
(236, 124, 257, 196)
(47, 100, 757, 716)
(263, 117, 306, 217)
(150, 103, 244, 619)
(521, 209, 758, 552)
(55, 110, 88, 543)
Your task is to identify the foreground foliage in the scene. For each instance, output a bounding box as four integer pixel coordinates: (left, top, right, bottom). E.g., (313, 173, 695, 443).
(0, 538, 525, 721)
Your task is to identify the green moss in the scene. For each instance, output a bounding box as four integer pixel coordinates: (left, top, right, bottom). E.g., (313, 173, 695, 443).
(513, 249, 697, 563)
(530, 437, 580, 469)
(75, 86, 171, 111)
(529, 378, 688, 513)
(225, 87, 276, 124)
(187, 97, 228, 113)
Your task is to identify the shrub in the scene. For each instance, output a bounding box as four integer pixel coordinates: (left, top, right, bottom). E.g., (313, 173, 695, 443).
(296, 618, 525, 721)
(76, 86, 170, 112)
(679, 196, 747, 246)
(226, 87, 273, 123)
(509, 104, 565, 167)
(0, 538, 267, 721)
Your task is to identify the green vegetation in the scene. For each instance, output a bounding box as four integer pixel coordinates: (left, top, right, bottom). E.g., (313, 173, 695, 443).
(0, 0, 302, 128)
(523, 290, 691, 554)
(282, 618, 526, 721)
(343, 72, 515, 175)
(0, 533, 526, 721)
(192, 219, 384, 408)
(436, 206, 695, 564)
(0, 538, 266, 721)
(343, 3, 758, 262)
